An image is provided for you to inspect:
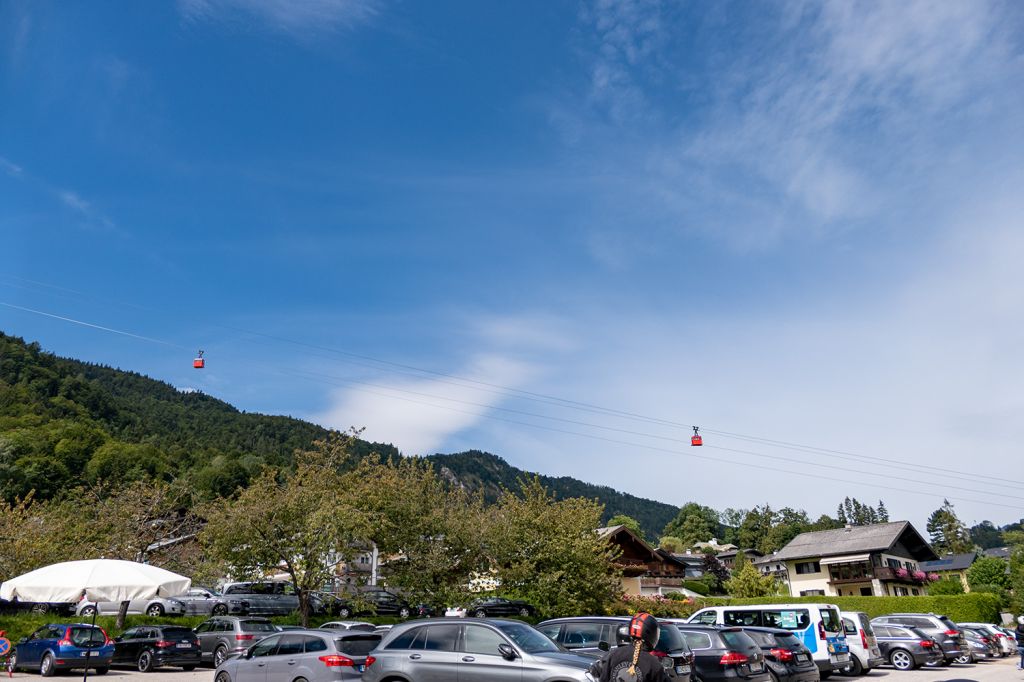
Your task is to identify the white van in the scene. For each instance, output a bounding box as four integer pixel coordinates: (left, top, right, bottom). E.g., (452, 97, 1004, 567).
(688, 603, 850, 676)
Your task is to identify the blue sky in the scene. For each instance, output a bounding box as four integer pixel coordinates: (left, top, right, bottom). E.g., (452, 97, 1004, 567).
(3, 0, 1024, 532)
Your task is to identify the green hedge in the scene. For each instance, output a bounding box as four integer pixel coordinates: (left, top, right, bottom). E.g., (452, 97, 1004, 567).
(690, 593, 1002, 623)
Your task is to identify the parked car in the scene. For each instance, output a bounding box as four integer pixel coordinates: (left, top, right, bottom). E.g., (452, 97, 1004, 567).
(220, 581, 304, 616)
(173, 588, 248, 616)
(77, 595, 186, 617)
(839, 611, 884, 675)
(870, 613, 967, 665)
(738, 627, 820, 682)
(361, 617, 597, 682)
(213, 628, 381, 682)
(958, 626, 997, 663)
(870, 623, 943, 670)
(319, 621, 376, 632)
(959, 622, 1014, 657)
(467, 596, 537, 618)
(537, 615, 692, 679)
(329, 588, 412, 619)
(193, 616, 279, 667)
(688, 603, 848, 676)
(112, 624, 200, 672)
(10, 623, 114, 676)
(446, 606, 468, 617)
(674, 624, 770, 682)
(0, 598, 75, 616)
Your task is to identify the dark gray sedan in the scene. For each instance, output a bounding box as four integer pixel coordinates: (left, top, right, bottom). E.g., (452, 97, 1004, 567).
(362, 618, 596, 682)
(214, 629, 380, 682)
(174, 588, 248, 616)
(871, 624, 944, 670)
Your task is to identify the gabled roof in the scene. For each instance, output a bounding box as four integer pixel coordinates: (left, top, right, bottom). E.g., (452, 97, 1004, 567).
(920, 552, 977, 572)
(773, 521, 938, 562)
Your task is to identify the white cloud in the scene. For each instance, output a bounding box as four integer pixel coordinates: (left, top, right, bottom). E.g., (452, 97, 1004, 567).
(58, 190, 91, 213)
(179, 0, 379, 36)
(0, 156, 22, 177)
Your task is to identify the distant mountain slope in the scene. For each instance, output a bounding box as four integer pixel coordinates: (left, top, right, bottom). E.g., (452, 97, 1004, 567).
(429, 450, 677, 540)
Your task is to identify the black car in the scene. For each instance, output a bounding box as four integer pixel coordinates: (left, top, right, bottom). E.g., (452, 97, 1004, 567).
(871, 613, 966, 665)
(675, 624, 770, 682)
(0, 597, 76, 616)
(870, 624, 943, 670)
(468, 597, 536, 618)
(112, 625, 201, 672)
(537, 616, 693, 680)
(738, 627, 818, 682)
(330, 589, 413, 619)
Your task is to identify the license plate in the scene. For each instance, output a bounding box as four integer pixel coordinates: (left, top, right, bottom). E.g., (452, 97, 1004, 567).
(679, 665, 691, 674)
(357, 664, 365, 673)
(796, 653, 808, 662)
(177, 643, 192, 648)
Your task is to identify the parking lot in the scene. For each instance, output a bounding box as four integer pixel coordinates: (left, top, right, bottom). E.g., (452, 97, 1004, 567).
(5, 656, 1019, 682)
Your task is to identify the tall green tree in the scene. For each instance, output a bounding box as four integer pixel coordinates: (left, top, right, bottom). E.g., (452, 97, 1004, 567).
(658, 536, 685, 553)
(725, 557, 777, 597)
(966, 555, 1010, 590)
(926, 499, 973, 554)
(484, 477, 621, 618)
(608, 514, 646, 541)
(663, 503, 720, 547)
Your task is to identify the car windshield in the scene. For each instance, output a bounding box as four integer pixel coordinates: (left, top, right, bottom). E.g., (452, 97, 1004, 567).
(819, 609, 842, 633)
(494, 622, 560, 654)
(721, 630, 756, 651)
(773, 632, 802, 648)
(335, 635, 381, 656)
(161, 628, 195, 639)
(655, 624, 688, 654)
(241, 620, 278, 632)
(68, 627, 106, 647)
(939, 617, 958, 631)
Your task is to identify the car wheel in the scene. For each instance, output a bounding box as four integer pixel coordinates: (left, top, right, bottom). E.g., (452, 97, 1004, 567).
(889, 649, 915, 671)
(399, 607, 411, 619)
(215, 671, 232, 682)
(138, 650, 154, 673)
(182, 665, 197, 671)
(81, 605, 98, 616)
(212, 604, 228, 616)
(214, 646, 228, 667)
(841, 655, 863, 676)
(95, 667, 109, 675)
(30, 603, 49, 615)
(40, 653, 56, 677)
(146, 603, 165, 617)
(518, 607, 531, 617)
(768, 670, 780, 682)
(474, 609, 487, 618)
(954, 653, 972, 664)
(338, 607, 351, 618)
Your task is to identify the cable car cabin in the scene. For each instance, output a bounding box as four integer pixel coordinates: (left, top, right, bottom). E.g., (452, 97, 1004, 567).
(691, 434, 703, 446)
(193, 357, 205, 369)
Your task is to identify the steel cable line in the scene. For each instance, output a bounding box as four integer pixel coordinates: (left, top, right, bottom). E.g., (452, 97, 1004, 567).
(274, 365, 1024, 512)
(284, 366, 1024, 500)
(4, 279, 1024, 490)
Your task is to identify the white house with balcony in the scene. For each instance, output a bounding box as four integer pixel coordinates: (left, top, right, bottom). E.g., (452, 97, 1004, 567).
(773, 521, 939, 598)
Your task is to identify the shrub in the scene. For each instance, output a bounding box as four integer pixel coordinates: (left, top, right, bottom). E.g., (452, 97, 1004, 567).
(609, 593, 697, 619)
(928, 577, 965, 595)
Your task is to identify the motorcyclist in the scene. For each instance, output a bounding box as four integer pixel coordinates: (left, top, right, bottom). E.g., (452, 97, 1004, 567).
(595, 612, 671, 682)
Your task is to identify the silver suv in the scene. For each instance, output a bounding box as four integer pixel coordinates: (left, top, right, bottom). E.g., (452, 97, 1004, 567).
(221, 581, 302, 616)
(362, 618, 596, 682)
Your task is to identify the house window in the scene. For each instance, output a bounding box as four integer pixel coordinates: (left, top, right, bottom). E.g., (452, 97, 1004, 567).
(795, 561, 821, 574)
(800, 590, 825, 597)
(886, 558, 901, 569)
(911, 588, 919, 596)
(860, 587, 873, 596)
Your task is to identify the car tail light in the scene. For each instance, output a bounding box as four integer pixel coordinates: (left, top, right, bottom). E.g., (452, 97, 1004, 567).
(318, 655, 356, 667)
(365, 655, 376, 667)
(860, 630, 868, 649)
(720, 652, 749, 665)
(995, 633, 1006, 638)
(770, 647, 794, 662)
(980, 637, 990, 644)
(920, 640, 934, 648)
(235, 634, 254, 641)
(944, 629, 959, 636)
(650, 650, 667, 658)
(156, 640, 175, 648)
(58, 631, 73, 647)
(99, 628, 112, 646)
(818, 621, 827, 640)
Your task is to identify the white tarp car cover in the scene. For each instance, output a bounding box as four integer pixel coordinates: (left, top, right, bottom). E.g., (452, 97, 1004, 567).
(0, 559, 191, 603)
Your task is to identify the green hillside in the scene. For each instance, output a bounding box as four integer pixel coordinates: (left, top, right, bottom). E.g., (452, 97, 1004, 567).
(429, 450, 678, 540)
(0, 332, 679, 535)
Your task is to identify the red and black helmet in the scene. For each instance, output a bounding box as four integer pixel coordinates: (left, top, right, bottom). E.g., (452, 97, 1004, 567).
(628, 612, 659, 650)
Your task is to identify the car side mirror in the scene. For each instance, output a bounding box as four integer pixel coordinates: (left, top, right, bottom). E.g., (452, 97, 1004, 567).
(498, 643, 517, 661)
(114, 636, 123, 642)
(598, 641, 610, 652)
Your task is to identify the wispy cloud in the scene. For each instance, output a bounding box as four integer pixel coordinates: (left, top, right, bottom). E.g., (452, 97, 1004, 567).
(179, 0, 380, 36)
(0, 156, 22, 177)
(0, 155, 121, 234)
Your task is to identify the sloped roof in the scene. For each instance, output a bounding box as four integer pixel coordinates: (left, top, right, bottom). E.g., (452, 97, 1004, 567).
(773, 521, 937, 562)
(920, 552, 977, 572)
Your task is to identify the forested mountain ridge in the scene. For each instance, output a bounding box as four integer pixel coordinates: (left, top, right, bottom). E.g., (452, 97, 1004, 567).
(429, 450, 678, 539)
(0, 332, 678, 534)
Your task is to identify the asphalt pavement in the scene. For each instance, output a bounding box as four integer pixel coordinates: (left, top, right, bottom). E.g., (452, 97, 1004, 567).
(5, 655, 1021, 681)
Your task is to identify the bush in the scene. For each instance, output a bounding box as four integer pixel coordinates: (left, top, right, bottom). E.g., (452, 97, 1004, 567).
(928, 577, 965, 595)
(689, 593, 1001, 623)
(682, 580, 710, 595)
(609, 594, 698, 619)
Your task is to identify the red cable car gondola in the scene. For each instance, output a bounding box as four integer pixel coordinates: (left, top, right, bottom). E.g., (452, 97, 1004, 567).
(193, 350, 205, 369)
(691, 426, 702, 447)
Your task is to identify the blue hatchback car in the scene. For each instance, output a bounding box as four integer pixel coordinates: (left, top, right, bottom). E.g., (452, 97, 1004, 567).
(11, 623, 114, 676)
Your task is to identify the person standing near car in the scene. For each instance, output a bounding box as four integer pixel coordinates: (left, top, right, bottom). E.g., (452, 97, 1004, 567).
(1016, 616, 1024, 669)
(594, 612, 670, 682)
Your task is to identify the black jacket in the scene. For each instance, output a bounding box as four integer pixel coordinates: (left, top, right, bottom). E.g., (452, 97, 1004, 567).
(595, 644, 671, 682)
(1015, 624, 1024, 645)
